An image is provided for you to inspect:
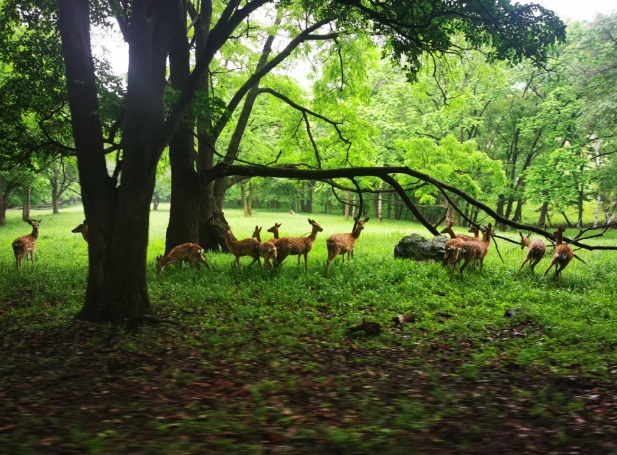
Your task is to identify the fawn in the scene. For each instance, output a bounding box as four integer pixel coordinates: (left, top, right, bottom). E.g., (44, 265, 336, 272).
(514, 232, 546, 277)
(275, 218, 323, 271)
(252, 225, 277, 269)
(441, 226, 481, 267)
(12, 219, 42, 271)
(224, 225, 261, 267)
(543, 227, 573, 282)
(72, 220, 89, 243)
(267, 223, 282, 245)
(156, 243, 212, 273)
(450, 223, 494, 281)
(326, 216, 369, 275)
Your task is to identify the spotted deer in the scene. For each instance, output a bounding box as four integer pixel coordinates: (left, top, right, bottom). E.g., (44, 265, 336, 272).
(514, 232, 546, 277)
(440, 213, 481, 268)
(543, 227, 573, 282)
(12, 219, 42, 271)
(450, 223, 494, 281)
(326, 216, 369, 275)
(156, 243, 212, 273)
(224, 225, 261, 267)
(252, 226, 277, 269)
(275, 219, 323, 271)
(72, 220, 89, 243)
(267, 223, 282, 245)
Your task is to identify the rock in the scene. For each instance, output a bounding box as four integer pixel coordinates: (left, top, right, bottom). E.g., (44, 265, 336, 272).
(394, 234, 449, 262)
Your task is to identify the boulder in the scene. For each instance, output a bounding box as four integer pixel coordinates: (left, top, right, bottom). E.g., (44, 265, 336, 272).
(394, 234, 448, 262)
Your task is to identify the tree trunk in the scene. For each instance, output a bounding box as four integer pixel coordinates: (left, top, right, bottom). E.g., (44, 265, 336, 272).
(59, 0, 176, 323)
(513, 198, 523, 223)
(561, 211, 572, 227)
(51, 178, 60, 214)
(0, 177, 5, 226)
(495, 194, 505, 230)
(594, 194, 602, 228)
(387, 192, 392, 220)
(344, 190, 350, 219)
(577, 184, 584, 226)
(152, 190, 160, 210)
(247, 181, 253, 216)
(241, 183, 249, 216)
(22, 187, 31, 220)
(306, 179, 314, 213)
(537, 201, 549, 227)
(299, 182, 306, 212)
(377, 188, 383, 222)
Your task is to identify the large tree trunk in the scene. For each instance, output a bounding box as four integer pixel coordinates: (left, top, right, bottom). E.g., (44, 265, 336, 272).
(59, 0, 175, 323)
(22, 187, 31, 220)
(512, 198, 523, 223)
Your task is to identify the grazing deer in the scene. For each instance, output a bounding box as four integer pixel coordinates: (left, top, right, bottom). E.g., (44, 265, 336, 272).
(224, 225, 261, 267)
(12, 219, 42, 271)
(543, 227, 573, 282)
(156, 243, 212, 273)
(514, 232, 546, 277)
(267, 223, 282, 245)
(275, 218, 323, 271)
(326, 216, 369, 275)
(450, 223, 494, 281)
(252, 225, 277, 269)
(72, 220, 89, 243)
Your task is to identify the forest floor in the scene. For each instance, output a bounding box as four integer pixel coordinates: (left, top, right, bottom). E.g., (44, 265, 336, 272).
(1, 208, 617, 454)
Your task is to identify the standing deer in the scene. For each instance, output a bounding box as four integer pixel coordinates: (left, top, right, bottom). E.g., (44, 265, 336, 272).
(252, 225, 277, 269)
(275, 219, 323, 271)
(440, 216, 481, 267)
(514, 232, 546, 277)
(450, 223, 494, 281)
(72, 220, 89, 243)
(543, 227, 573, 282)
(326, 216, 369, 275)
(12, 219, 42, 271)
(156, 243, 212, 273)
(224, 225, 261, 267)
(267, 222, 282, 245)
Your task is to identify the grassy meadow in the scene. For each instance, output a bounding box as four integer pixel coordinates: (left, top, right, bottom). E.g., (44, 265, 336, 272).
(1, 204, 617, 454)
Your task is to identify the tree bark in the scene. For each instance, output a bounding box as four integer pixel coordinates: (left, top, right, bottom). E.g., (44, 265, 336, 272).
(241, 182, 249, 216)
(51, 172, 60, 214)
(344, 190, 350, 219)
(537, 201, 549, 227)
(306, 179, 314, 213)
(247, 181, 253, 216)
(22, 187, 31, 220)
(59, 0, 176, 323)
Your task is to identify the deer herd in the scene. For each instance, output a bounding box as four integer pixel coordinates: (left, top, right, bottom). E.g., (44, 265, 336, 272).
(10, 215, 575, 281)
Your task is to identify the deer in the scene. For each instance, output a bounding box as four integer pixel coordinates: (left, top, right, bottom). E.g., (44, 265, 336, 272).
(71, 220, 89, 243)
(543, 227, 573, 282)
(12, 219, 42, 271)
(274, 218, 323, 271)
(156, 243, 212, 273)
(440, 213, 481, 268)
(326, 216, 369, 275)
(450, 222, 494, 281)
(267, 222, 282, 245)
(252, 225, 277, 269)
(224, 225, 261, 268)
(514, 232, 546, 277)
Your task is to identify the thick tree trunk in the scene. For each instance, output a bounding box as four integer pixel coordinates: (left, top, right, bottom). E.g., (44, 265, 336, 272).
(344, 191, 350, 219)
(152, 190, 160, 210)
(22, 187, 31, 220)
(59, 0, 176, 323)
(513, 198, 523, 223)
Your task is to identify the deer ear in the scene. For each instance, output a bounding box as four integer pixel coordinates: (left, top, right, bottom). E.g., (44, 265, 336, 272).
(364, 217, 370, 222)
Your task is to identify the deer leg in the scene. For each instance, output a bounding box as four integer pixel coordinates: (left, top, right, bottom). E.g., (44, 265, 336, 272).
(200, 254, 212, 272)
(458, 258, 472, 281)
(450, 257, 462, 281)
(529, 258, 540, 275)
(514, 257, 530, 277)
(543, 259, 556, 277)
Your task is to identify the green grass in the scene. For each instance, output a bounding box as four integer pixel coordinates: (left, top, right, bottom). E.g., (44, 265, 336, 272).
(1, 205, 617, 454)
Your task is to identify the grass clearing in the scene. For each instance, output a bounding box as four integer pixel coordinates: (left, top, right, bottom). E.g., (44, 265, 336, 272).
(1, 205, 617, 453)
